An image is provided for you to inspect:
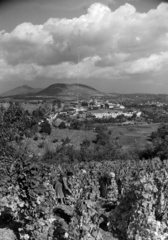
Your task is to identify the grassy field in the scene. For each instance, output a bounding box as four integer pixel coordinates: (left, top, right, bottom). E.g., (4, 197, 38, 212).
(22, 127, 96, 157)
(21, 123, 159, 157)
(108, 123, 160, 148)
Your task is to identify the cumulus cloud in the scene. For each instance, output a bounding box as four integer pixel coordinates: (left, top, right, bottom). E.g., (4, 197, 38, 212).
(0, 2, 168, 85)
(126, 52, 168, 74)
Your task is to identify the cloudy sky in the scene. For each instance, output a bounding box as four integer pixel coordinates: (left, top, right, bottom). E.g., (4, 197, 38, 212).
(0, 0, 168, 94)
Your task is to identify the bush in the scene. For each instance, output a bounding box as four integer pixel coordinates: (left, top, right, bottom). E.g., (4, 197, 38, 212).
(53, 138, 58, 143)
(33, 136, 38, 141)
(39, 120, 51, 135)
(38, 141, 45, 148)
(62, 137, 70, 145)
(59, 121, 66, 129)
(139, 124, 168, 160)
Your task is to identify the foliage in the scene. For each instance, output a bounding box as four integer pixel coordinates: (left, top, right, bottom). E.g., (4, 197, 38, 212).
(39, 120, 52, 135)
(0, 153, 58, 240)
(59, 122, 66, 129)
(2, 151, 168, 240)
(32, 106, 47, 121)
(68, 200, 103, 240)
(109, 158, 168, 240)
(0, 103, 40, 179)
(139, 124, 168, 160)
(2, 101, 168, 240)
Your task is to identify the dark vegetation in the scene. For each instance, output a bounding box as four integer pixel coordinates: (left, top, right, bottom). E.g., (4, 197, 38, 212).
(1, 102, 168, 239)
(139, 124, 168, 160)
(39, 120, 52, 135)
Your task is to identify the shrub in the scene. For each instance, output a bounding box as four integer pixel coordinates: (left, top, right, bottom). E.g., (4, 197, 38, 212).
(62, 137, 70, 145)
(59, 121, 66, 129)
(38, 141, 45, 148)
(53, 138, 58, 143)
(33, 136, 38, 141)
(39, 120, 51, 135)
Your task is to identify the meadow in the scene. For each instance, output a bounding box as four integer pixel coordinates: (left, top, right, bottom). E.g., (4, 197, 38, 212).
(22, 127, 97, 157)
(108, 123, 160, 148)
(21, 122, 160, 158)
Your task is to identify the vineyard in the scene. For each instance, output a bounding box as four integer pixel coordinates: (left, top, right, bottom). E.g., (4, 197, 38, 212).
(1, 103, 168, 240)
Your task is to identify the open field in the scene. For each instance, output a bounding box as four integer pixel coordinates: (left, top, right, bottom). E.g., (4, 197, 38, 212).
(21, 123, 160, 157)
(22, 127, 96, 157)
(108, 123, 160, 148)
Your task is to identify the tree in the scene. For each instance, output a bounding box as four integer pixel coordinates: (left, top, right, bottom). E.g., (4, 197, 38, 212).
(32, 107, 45, 120)
(139, 124, 168, 160)
(81, 101, 88, 107)
(59, 121, 66, 129)
(39, 120, 51, 135)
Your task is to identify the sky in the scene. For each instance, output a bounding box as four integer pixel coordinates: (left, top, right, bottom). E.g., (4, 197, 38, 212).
(0, 0, 168, 94)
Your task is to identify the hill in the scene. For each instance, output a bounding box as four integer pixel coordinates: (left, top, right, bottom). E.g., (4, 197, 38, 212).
(36, 83, 106, 100)
(0, 85, 41, 97)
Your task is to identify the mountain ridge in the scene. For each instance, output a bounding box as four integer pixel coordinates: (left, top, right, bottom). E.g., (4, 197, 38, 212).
(0, 85, 42, 97)
(36, 83, 105, 100)
(0, 83, 106, 100)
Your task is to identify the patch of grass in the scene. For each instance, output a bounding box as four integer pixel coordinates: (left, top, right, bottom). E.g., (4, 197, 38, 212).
(108, 123, 159, 147)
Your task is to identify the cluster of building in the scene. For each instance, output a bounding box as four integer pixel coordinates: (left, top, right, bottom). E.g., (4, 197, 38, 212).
(52, 98, 125, 113)
(91, 111, 141, 119)
(46, 98, 142, 125)
(87, 99, 125, 110)
(140, 101, 166, 107)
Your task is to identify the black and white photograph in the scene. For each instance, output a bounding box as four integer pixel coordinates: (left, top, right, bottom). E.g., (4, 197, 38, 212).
(0, 0, 168, 239)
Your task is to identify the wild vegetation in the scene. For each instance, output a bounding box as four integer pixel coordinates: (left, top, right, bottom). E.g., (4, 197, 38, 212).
(1, 102, 168, 240)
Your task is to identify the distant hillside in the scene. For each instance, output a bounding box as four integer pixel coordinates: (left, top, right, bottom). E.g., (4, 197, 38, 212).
(0, 85, 42, 97)
(36, 83, 106, 100)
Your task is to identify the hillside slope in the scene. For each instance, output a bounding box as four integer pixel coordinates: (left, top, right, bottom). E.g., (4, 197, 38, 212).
(36, 83, 105, 100)
(0, 85, 41, 97)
